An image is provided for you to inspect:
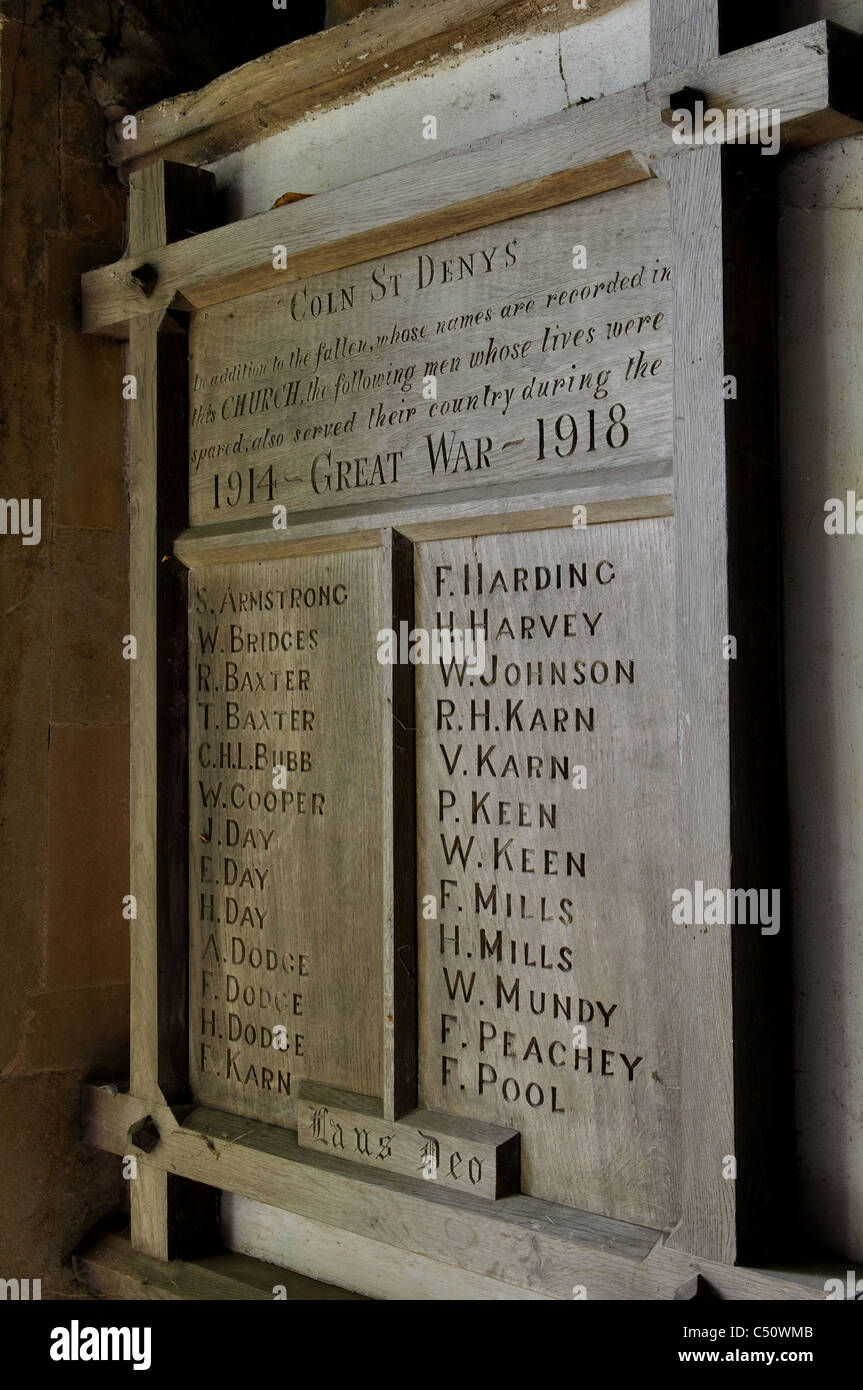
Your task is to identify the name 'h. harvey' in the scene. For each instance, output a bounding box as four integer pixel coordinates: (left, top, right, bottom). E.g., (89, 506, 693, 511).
(670, 101, 781, 156)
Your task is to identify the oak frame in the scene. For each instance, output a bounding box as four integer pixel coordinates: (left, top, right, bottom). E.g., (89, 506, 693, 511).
(79, 6, 863, 1297)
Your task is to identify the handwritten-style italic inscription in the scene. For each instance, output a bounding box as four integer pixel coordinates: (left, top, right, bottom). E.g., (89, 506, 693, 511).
(189, 550, 384, 1126)
(297, 1081, 519, 1199)
(189, 179, 670, 524)
(416, 519, 679, 1229)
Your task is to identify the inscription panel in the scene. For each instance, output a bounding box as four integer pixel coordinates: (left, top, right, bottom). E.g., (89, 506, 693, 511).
(189, 550, 383, 1126)
(416, 518, 679, 1228)
(189, 179, 671, 525)
(296, 1081, 519, 1200)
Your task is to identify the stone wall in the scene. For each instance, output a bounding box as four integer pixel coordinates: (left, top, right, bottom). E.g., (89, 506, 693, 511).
(0, 0, 324, 1300)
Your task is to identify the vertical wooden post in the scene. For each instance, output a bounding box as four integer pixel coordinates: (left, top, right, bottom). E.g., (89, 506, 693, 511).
(128, 306, 160, 1114)
(660, 141, 737, 1265)
(652, 0, 790, 1262)
(650, 0, 718, 73)
(127, 160, 220, 1258)
(652, 0, 736, 1269)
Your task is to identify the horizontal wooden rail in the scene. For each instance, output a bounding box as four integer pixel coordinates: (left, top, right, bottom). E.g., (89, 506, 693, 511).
(83, 23, 863, 340)
(107, 0, 630, 173)
(74, 1226, 367, 1300)
(83, 1083, 829, 1300)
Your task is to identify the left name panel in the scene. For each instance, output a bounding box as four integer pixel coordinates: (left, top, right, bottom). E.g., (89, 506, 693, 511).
(189, 549, 384, 1125)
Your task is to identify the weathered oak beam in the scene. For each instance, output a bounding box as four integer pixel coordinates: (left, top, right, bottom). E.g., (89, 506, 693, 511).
(107, 0, 631, 173)
(84, 143, 651, 337)
(83, 22, 862, 340)
(651, 19, 863, 149)
(172, 484, 674, 569)
(652, 0, 795, 1268)
(82, 1083, 828, 1301)
(126, 164, 219, 1264)
(74, 1226, 368, 1300)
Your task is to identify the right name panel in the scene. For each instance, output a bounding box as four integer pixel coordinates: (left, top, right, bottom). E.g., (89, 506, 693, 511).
(416, 517, 679, 1229)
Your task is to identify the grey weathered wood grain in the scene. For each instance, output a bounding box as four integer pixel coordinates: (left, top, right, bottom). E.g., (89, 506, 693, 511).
(127, 165, 221, 1262)
(128, 313, 161, 1114)
(82, 23, 863, 340)
(188, 550, 385, 1127)
(297, 1080, 519, 1198)
(659, 144, 735, 1266)
(83, 1084, 828, 1300)
(173, 481, 674, 569)
(126, 169, 173, 1264)
(74, 1226, 368, 1300)
(415, 518, 679, 1228)
(223, 1199, 552, 1299)
(651, 0, 718, 75)
(130, 1161, 169, 1263)
(186, 180, 671, 527)
(107, 0, 633, 173)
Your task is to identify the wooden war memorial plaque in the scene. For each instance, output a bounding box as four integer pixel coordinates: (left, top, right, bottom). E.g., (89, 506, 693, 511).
(83, 0, 855, 1289)
(184, 180, 677, 1223)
